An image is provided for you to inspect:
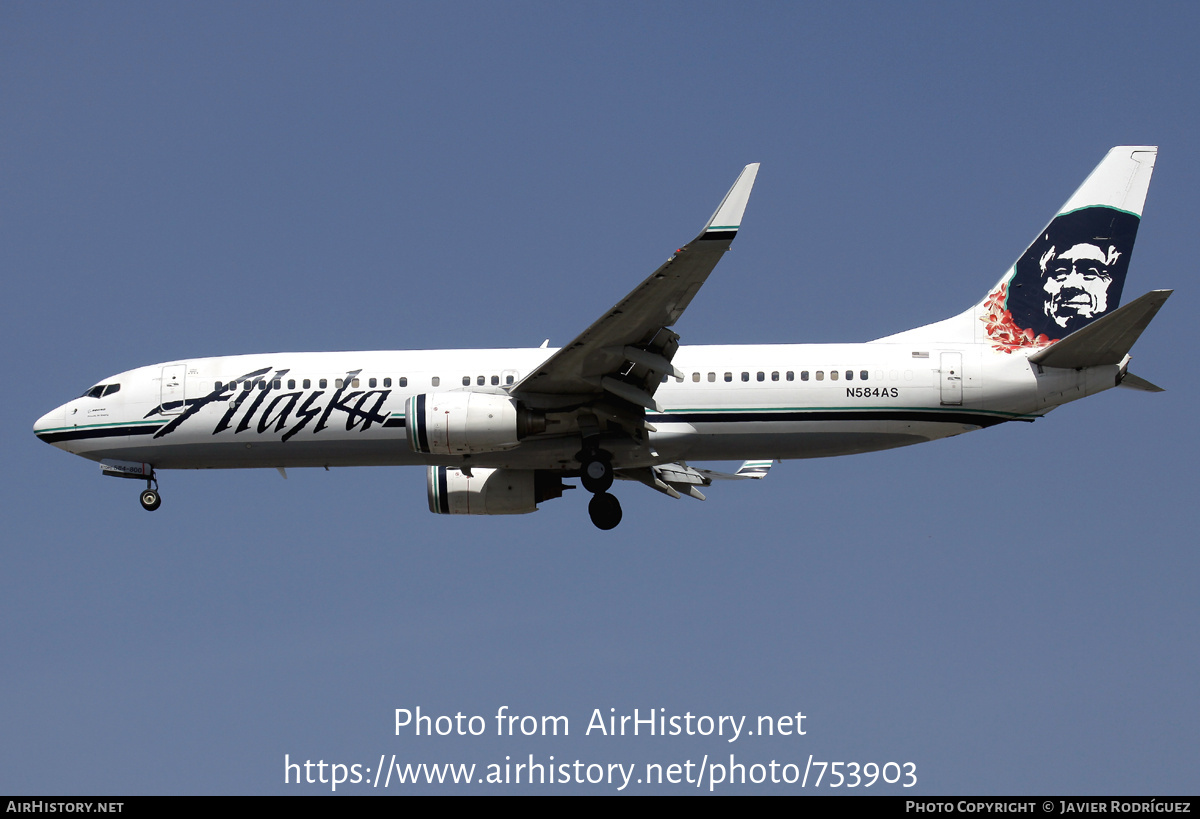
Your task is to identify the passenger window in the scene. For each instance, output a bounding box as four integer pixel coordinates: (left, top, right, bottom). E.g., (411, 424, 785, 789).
(303, 379, 312, 389)
(801, 371, 809, 381)
(335, 379, 344, 389)
(771, 371, 779, 382)
(845, 370, 853, 381)
(692, 372, 700, 382)
(350, 378, 359, 388)
(477, 376, 485, 386)
(319, 379, 328, 389)
(491, 375, 499, 386)
(505, 375, 514, 385)
(741, 372, 749, 382)
(816, 371, 824, 381)
(383, 378, 392, 387)
(756, 372, 764, 382)
(243, 381, 253, 392)
(830, 371, 838, 381)
(786, 371, 794, 381)
(214, 381, 222, 392)
(369, 378, 377, 388)
(724, 372, 733, 382)
(288, 379, 296, 389)
(860, 370, 869, 381)
(431, 377, 440, 387)
(400, 377, 408, 387)
(259, 381, 268, 391)
(708, 372, 716, 382)
(462, 376, 470, 386)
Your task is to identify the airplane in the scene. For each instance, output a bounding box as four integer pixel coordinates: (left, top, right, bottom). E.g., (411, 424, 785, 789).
(34, 147, 1170, 530)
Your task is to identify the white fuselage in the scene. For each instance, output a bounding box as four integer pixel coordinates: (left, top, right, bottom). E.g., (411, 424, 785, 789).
(33, 341, 1116, 472)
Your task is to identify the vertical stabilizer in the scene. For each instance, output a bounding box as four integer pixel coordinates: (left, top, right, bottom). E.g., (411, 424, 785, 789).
(976, 146, 1157, 353)
(876, 147, 1157, 348)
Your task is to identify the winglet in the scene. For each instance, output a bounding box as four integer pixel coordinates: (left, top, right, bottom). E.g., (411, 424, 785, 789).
(735, 459, 773, 479)
(689, 460, 773, 481)
(702, 163, 760, 239)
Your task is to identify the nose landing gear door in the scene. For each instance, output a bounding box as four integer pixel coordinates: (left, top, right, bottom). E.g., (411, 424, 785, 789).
(160, 364, 187, 415)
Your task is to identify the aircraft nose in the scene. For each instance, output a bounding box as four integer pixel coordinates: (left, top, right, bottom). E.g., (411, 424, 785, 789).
(33, 404, 68, 444)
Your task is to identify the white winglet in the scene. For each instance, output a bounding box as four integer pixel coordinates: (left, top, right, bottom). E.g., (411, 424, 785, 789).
(704, 163, 760, 234)
(688, 460, 774, 481)
(735, 460, 773, 479)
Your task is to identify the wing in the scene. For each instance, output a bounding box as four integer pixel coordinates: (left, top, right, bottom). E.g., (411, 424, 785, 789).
(512, 163, 760, 413)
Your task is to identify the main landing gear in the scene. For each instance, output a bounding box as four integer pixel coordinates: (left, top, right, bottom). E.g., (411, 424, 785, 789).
(588, 491, 622, 530)
(139, 472, 162, 511)
(579, 451, 613, 494)
(578, 447, 621, 530)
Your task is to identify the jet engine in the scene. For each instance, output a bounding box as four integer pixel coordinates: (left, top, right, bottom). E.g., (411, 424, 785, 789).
(427, 467, 569, 515)
(405, 393, 546, 455)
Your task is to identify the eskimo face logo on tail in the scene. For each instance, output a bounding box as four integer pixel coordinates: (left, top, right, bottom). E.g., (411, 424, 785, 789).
(982, 206, 1140, 352)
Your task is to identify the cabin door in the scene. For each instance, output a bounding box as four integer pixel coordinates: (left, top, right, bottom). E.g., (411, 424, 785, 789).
(160, 364, 187, 415)
(939, 352, 962, 406)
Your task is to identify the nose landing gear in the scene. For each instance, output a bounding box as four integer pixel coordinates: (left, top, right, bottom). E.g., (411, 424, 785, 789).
(139, 472, 161, 511)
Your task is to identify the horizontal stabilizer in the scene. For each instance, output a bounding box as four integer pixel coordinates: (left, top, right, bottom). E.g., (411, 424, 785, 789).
(1118, 372, 1165, 392)
(1028, 290, 1171, 369)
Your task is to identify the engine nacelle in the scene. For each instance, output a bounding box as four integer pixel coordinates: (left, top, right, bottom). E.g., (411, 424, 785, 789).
(427, 467, 568, 515)
(406, 393, 545, 455)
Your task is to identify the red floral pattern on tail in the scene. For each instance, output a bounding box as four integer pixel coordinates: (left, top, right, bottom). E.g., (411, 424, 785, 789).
(980, 282, 1058, 353)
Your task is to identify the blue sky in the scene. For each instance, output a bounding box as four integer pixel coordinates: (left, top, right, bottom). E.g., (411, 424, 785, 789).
(4, 1, 1198, 794)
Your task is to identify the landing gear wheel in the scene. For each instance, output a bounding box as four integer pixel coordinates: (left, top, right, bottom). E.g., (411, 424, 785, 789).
(139, 489, 162, 512)
(579, 454, 613, 494)
(588, 492, 622, 530)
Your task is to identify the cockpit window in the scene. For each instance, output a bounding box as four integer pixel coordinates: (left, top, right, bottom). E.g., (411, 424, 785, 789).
(81, 382, 123, 399)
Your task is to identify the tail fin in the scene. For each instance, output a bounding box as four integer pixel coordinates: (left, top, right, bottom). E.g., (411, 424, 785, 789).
(878, 147, 1157, 348)
(978, 146, 1157, 352)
